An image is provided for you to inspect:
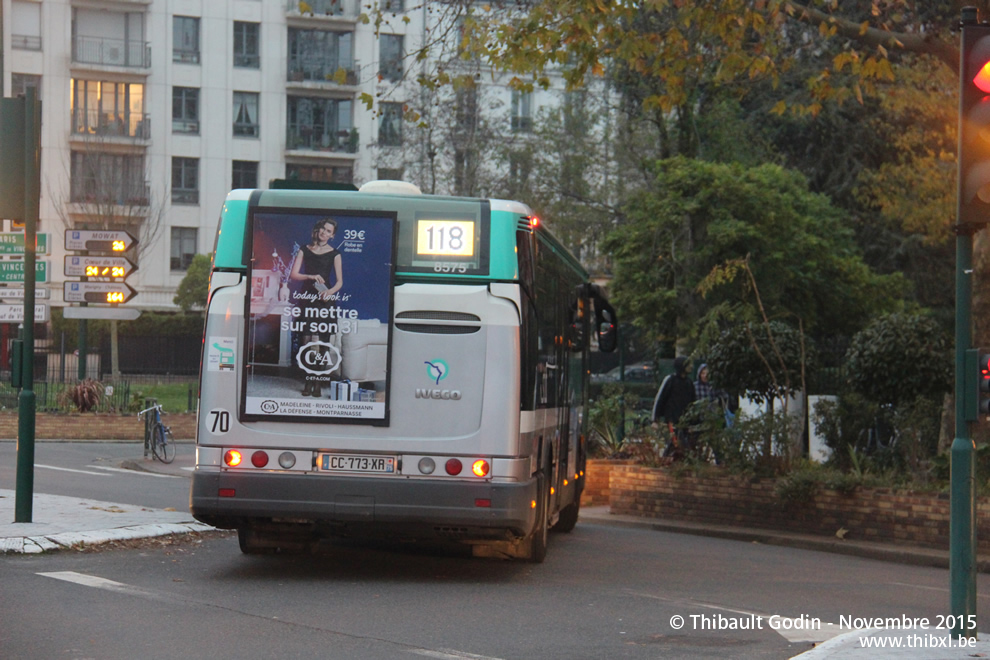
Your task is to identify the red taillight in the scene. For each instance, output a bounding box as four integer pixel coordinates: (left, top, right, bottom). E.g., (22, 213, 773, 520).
(475, 498, 491, 508)
(251, 451, 269, 468)
(471, 459, 490, 477)
(445, 458, 463, 475)
(219, 488, 236, 498)
(224, 450, 243, 467)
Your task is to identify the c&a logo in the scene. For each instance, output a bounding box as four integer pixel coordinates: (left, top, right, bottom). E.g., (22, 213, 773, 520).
(296, 340, 341, 375)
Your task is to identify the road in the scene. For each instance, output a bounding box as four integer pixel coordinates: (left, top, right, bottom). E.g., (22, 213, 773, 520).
(1, 441, 988, 659)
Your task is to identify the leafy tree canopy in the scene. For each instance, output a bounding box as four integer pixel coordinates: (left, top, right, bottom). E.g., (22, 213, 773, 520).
(173, 254, 212, 313)
(604, 157, 906, 346)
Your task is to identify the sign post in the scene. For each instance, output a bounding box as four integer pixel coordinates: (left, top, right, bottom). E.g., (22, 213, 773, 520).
(0, 89, 42, 523)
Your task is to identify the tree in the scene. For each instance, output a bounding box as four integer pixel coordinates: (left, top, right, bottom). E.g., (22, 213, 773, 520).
(604, 157, 905, 347)
(173, 254, 211, 313)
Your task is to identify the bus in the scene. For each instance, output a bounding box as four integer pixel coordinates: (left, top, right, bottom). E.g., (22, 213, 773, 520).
(190, 181, 617, 561)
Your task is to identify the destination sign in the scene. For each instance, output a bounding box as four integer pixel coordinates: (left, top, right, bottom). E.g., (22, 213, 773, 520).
(0, 287, 50, 300)
(64, 229, 137, 252)
(0, 304, 48, 323)
(63, 281, 136, 304)
(64, 255, 137, 278)
(0, 233, 49, 255)
(0, 261, 48, 283)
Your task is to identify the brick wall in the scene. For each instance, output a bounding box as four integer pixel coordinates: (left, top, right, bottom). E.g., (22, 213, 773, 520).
(608, 465, 990, 553)
(0, 412, 198, 440)
(582, 459, 635, 507)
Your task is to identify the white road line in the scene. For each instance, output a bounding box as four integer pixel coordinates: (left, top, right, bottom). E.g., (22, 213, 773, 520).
(90, 465, 180, 478)
(627, 589, 851, 644)
(409, 650, 506, 660)
(35, 464, 111, 477)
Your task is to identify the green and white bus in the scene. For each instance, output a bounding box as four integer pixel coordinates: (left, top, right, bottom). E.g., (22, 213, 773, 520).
(190, 181, 617, 561)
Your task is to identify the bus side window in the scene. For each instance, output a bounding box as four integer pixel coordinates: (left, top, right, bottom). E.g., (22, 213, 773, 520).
(567, 290, 586, 352)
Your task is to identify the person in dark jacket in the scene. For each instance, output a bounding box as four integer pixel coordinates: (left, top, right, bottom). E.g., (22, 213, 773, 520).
(651, 356, 697, 453)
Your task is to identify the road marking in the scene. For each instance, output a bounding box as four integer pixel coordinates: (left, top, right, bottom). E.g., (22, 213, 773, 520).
(91, 465, 180, 478)
(889, 582, 990, 599)
(627, 590, 850, 644)
(39, 572, 507, 660)
(36, 464, 111, 477)
(409, 650, 505, 660)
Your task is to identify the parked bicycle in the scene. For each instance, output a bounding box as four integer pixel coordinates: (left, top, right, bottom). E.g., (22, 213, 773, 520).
(138, 402, 176, 464)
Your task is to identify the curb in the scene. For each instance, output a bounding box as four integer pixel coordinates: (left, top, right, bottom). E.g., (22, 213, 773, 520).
(0, 521, 215, 554)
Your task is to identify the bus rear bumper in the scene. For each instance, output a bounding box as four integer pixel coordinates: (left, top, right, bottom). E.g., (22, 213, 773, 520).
(190, 468, 538, 541)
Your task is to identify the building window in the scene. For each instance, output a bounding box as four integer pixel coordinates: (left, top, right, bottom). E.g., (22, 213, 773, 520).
(11, 1, 42, 50)
(511, 90, 533, 133)
(70, 152, 147, 205)
(287, 28, 354, 82)
(456, 88, 478, 133)
(233, 92, 260, 137)
(379, 34, 403, 82)
(378, 103, 403, 146)
(11, 74, 41, 100)
(234, 21, 260, 68)
(286, 163, 353, 185)
(381, 0, 404, 11)
(377, 168, 403, 181)
(172, 157, 199, 205)
(174, 16, 200, 64)
(232, 161, 259, 189)
(172, 87, 200, 134)
(71, 80, 146, 138)
(171, 227, 198, 271)
(286, 96, 354, 151)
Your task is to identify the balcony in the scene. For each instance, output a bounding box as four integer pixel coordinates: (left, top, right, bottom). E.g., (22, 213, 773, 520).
(12, 34, 41, 51)
(286, 127, 359, 154)
(70, 177, 150, 207)
(286, 0, 359, 20)
(72, 109, 150, 141)
(287, 59, 359, 86)
(73, 35, 151, 69)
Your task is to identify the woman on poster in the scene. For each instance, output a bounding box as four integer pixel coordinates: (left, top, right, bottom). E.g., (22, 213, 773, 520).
(289, 217, 344, 396)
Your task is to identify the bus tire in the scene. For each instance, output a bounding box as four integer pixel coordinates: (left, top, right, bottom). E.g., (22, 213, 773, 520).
(525, 473, 550, 563)
(552, 498, 580, 533)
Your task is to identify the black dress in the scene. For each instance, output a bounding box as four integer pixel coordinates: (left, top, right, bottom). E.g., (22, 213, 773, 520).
(296, 245, 340, 341)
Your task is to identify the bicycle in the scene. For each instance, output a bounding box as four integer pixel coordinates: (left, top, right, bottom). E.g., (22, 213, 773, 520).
(138, 403, 176, 464)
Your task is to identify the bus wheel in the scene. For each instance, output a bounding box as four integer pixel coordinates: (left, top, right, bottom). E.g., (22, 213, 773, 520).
(552, 499, 580, 533)
(525, 474, 550, 563)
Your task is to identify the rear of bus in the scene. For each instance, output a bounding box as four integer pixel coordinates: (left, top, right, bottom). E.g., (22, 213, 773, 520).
(191, 184, 554, 558)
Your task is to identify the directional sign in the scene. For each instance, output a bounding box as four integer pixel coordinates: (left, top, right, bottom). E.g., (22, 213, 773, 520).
(64, 255, 137, 278)
(64, 229, 137, 252)
(0, 232, 49, 255)
(63, 306, 141, 321)
(0, 261, 48, 283)
(0, 287, 49, 300)
(0, 304, 48, 323)
(63, 281, 136, 304)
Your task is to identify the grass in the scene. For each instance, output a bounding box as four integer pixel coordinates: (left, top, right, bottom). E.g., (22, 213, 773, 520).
(127, 382, 198, 414)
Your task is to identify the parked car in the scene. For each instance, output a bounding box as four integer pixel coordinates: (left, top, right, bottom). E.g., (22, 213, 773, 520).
(591, 361, 656, 384)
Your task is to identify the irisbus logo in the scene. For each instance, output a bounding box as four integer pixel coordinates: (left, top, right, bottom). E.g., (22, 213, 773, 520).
(416, 359, 461, 401)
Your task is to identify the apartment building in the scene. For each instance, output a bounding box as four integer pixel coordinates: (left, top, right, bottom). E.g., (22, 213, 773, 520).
(1, 0, 552, 312)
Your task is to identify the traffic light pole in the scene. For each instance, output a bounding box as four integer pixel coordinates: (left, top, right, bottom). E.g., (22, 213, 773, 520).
(952, 226, 977, 639)
(14, 87, 40, 523)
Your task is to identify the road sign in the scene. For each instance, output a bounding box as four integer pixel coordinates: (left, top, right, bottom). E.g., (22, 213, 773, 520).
(63, 306, 142, 320)
(64, 229, 137, 252)
(0, 233, 49, 255)
(0, 304, 48, 323)
(0, 261, 48, 283)
(0, 287, 49, 300)
(64, 255, 137, 278)
(63, 281, 136, 304)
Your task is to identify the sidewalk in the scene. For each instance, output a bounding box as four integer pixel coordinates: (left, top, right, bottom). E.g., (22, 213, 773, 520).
(0, 449, 211, 554)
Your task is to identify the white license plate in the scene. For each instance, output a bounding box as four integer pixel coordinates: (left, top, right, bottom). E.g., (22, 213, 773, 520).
(320, 454, 396, 474)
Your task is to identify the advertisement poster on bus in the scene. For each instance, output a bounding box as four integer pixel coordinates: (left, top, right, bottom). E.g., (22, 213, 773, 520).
(242, 208, 396, 425)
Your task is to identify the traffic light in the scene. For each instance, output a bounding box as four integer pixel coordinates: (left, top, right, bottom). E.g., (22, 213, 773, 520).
(958, 20, 990, 229)
(965, 348, 990, 421)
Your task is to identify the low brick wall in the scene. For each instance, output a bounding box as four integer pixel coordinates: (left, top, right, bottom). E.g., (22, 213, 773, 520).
(582, 459, 635, 507)
(0, 411, 198, 440)
(609, 465, 990, 554)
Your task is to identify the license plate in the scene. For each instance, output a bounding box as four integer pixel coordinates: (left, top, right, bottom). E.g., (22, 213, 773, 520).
(320, 454, 396, 474)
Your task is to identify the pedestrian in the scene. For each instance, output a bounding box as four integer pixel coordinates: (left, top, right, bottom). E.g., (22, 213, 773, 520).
(651, 356, 696, 456)
(694, 363, 736, 428)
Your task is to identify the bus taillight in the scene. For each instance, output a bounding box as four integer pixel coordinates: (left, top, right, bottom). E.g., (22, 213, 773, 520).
(471, 460, 490, 477)
(224, 450, 243, 467)
(445, 459, 463, 475)
(251, 451, 269, 468)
